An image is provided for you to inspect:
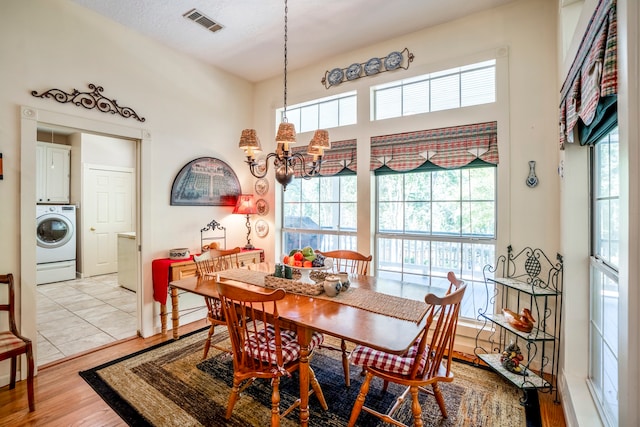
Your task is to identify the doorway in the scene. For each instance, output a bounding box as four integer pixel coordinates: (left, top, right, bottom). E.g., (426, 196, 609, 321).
(20, 105, 153, 370)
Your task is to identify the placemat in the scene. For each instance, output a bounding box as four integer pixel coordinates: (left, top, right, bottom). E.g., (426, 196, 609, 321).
(217, 269, 427, 323)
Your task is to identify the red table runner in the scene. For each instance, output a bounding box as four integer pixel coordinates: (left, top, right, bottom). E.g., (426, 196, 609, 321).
(152, 257, 192, 305)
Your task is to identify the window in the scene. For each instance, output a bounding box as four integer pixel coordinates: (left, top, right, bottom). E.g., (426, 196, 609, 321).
(589, 126, 619, 427)
(278, 92, 357, 133)
(282, 175, 357, 253)
(372, 59, 495, 121)
(376, 166, 496, 320)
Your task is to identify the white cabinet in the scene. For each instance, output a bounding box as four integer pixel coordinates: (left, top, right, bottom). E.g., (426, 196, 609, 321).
(36, 141, 71, 203)
(117, 232, 137, 291)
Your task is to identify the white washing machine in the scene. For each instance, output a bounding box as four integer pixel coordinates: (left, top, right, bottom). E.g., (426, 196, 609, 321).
(36, 204, 77, 284)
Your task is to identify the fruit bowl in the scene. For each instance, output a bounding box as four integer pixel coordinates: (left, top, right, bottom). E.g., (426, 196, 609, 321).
(294, 261, 332, 283)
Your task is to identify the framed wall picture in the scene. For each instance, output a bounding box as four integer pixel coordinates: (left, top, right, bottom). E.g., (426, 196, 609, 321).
(170, 157, 241, 206)
(256, 199, 269, 216)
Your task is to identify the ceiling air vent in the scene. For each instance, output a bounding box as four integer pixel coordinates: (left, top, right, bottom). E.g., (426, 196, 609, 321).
(183, 8, 224, 33)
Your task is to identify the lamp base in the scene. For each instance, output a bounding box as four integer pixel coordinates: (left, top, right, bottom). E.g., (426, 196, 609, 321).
(243, 244, 255, 250)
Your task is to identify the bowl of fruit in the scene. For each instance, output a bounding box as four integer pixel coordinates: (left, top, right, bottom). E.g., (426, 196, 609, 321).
(282, 247, 332, 283)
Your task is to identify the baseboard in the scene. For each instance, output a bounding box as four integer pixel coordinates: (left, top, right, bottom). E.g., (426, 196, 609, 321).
(559, 369, 603, 427)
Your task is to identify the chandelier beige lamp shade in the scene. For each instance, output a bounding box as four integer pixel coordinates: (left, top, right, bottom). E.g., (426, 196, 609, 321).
(237, 0, 331, 191)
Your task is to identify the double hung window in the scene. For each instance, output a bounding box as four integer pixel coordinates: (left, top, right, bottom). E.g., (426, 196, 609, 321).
(589, 126, 619, 426)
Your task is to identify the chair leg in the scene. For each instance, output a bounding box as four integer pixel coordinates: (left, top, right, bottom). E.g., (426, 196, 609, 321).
(26, 343, 35, 412)
(409, 386, 424, 427)
(271, 377, 281, 427)
(348, 370, 374, 427)
(432, 382, 448, 418)
(225, 376, 242, 420)
(9, 356, 17, 389)
(202, 323, 215, 359)
(341, 339, 350, 387)
(309, 367, 328, 410)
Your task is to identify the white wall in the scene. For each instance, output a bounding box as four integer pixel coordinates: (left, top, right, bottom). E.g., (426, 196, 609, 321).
(0, 0, 256, 383)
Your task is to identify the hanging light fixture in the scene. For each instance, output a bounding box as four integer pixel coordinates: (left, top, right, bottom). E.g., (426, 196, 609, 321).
(238, 0, 330, 191)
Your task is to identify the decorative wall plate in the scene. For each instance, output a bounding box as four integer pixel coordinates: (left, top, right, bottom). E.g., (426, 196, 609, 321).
(384, 51, 403, 70)
(327, 68, 344, 86)
(255, 178, 269, 195)
(255, 219, 269, 238)
(346, 63, 362, 80)
(364, 57, 382, 75)
(256, 198, 269, 216)
(256, 155, 267, 174)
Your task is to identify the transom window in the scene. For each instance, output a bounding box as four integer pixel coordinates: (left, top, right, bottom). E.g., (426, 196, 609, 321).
(372, 59, 496, 120)
(277, 91, 357, 134)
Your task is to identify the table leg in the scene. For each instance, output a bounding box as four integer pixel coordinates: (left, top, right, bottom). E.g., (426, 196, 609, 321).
(160, 304, 167, 335)
(170, 286, 180, 339)
(297, 326, 312, 427)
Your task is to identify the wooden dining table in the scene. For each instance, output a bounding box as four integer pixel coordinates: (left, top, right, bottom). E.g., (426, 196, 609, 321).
(169, 271, 431, 426)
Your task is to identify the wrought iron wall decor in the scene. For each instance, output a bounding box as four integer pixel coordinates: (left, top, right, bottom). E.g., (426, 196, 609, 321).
(31, 83, 145, 122)
(321, 48, 414, 89)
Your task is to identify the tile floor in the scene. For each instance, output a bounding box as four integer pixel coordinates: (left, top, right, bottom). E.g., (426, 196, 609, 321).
(36, 273, 138, 366)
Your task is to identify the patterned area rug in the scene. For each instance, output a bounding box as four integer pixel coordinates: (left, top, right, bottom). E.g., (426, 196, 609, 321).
(80, 328, 539, 426)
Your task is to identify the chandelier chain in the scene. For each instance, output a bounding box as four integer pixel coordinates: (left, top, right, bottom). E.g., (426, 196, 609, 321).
(283, 0, 288, 119)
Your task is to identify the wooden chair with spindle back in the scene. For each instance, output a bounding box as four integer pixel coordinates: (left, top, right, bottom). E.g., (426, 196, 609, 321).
(194, 247, 241, 359)
(314, 249, 373, 387)
(0, 273, 35, 411)
(315, 249, 372, 275)
(347, 272, 467, 427)
(216, 281, 328, 426)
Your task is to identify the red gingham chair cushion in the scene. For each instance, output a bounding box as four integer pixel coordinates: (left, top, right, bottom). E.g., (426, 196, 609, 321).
(350, 342, 428, 376)
(245, 325, 324, 365)
(207, 299, 224, 318)
(0, 331, 27, 353)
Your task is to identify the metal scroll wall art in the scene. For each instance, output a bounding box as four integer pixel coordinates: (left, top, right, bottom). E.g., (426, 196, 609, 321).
(322, 47, 414, 89)
(31, 83, 146, 122)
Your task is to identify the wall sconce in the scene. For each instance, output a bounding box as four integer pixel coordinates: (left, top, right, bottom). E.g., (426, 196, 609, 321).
(232, 194, 258, 249)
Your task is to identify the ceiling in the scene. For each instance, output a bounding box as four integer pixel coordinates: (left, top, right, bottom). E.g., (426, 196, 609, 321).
(70, 0, 516, 83)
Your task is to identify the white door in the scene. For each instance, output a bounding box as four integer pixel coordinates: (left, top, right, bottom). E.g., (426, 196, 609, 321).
(83, 165, 134, 277)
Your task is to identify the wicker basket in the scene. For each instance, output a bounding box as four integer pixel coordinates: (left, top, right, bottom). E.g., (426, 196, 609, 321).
(264, 272, 328, 296)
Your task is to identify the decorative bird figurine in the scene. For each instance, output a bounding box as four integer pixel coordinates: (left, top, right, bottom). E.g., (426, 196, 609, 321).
(502, 307, 536, 332)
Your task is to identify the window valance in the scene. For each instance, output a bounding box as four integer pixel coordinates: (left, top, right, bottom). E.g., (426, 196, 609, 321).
(370, 121, 498, 172)
(291, 139, 357, 177)
(559, 0, 617, 148)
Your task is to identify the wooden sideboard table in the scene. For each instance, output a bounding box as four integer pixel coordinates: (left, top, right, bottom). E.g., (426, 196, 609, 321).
(158, 248, 264, 334)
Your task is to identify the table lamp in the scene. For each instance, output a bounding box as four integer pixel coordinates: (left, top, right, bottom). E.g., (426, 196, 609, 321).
(233, 194, 258, 250)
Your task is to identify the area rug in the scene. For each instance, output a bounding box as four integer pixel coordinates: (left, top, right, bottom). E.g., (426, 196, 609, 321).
(80, 328, 540, 426)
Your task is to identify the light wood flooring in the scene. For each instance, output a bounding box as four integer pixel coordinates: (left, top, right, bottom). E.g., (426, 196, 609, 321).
(1, 318, 565, 426)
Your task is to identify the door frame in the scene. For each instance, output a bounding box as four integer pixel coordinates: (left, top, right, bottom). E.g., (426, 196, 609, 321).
(20, 105, 153, 370)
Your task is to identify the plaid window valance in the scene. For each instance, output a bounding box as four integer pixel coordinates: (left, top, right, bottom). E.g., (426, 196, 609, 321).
(370, 121, 498, 172)
(559, 0, 617, 148)
(291, 139, 357, 177)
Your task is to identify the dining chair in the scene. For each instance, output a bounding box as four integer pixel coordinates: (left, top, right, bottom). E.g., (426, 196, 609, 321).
(315, 249, 373, 387)
(315, 249, 372, 275)
(0, 273, 35, 412)
(194, 247, 241, 359)
(216, 281, 328, 426)
(347, 272, 466, 427)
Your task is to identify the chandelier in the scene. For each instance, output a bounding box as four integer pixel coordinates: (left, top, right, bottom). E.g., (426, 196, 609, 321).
(238, 0, 331, 191)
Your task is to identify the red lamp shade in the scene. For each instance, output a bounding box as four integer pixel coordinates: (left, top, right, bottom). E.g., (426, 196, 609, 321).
(233, 194, 258, 215)
(233, 194, 258, 250)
